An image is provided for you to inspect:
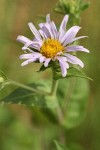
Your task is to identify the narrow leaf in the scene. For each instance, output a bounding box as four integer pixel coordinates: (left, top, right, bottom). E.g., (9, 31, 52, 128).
(0, 71, 8, 91)
(54, 140, 68, 150)
(54, 67, 92, 81)
(68, 143, 84, 150)
(81, 2, 90, 11)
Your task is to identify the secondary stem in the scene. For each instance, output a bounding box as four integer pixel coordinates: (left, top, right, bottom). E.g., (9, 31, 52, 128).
(8, 79, 49, 96)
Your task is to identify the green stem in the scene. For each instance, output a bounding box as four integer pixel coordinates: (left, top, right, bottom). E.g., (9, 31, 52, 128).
(50, 66, 59, 96)
(50, 67, 64, 124)
(50, 78, 58, 96)
(8, 79, 49, 96)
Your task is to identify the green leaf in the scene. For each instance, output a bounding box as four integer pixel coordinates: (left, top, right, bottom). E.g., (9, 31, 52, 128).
(54, 141, 83, 150)
(38, 64, 50, 72)
(0, 83, 45, 106)
(54, 67, 92, 81)
(0, 80, 58, 108)
(81, 2, 90, 12)
(54, 3, 67, 15)
(67, 67, 92, 80)
(0, 81, 51, 107)
(68, 143, 84, 150)
(37, 15, 46, 21)
(54, 140, 68, 150)
(0, 71, 8, 91)
(58, 78, 90, 128)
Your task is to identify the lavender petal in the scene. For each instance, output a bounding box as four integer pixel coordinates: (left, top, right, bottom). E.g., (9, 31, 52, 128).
(64, 53, 84, 68)
(28, 22, 42, 40)
(17, 36, 32, 44)
(61, 26, 81, 46)
(65, 45, 89, 53)
(44, 58, 51, 67)
(59, 15, 68, 33)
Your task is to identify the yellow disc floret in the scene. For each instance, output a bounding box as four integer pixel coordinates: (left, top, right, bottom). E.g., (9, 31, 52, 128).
(40, 39, 64, 58)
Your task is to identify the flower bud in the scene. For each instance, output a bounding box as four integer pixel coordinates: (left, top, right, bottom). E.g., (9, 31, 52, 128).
(0, 77, 4, 83)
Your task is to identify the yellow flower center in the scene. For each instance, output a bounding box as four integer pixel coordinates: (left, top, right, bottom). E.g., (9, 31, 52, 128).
(40, 39, 64, 58)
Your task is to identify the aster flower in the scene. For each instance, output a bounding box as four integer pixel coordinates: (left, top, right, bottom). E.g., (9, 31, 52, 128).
(17, 14, 89, 77)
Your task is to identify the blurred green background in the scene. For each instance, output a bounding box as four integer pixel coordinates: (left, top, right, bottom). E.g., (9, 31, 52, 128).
(0, 0, 100, 150)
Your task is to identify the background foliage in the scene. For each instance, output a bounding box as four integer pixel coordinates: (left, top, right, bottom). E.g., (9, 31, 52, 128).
(0, 0, 100, 150)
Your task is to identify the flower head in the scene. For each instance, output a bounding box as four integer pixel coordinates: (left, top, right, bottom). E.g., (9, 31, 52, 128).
(17, 14, 89, 77)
